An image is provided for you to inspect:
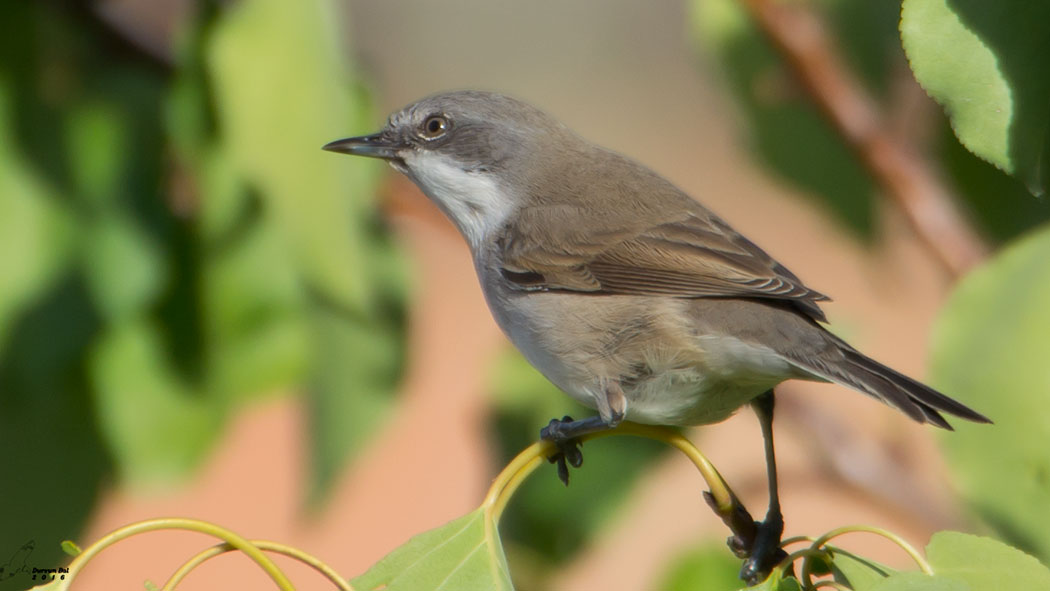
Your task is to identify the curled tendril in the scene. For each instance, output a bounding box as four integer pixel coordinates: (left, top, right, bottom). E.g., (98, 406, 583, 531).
(36, 518, 352, 591)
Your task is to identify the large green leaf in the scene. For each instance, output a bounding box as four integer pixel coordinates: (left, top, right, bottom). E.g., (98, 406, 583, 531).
(351, 508, 513, 591)
(930, 223, 1050, 561)
(901, 0, 1050, 196)
(925, 531, 1050, 588)
(872, 532, 1050, 590)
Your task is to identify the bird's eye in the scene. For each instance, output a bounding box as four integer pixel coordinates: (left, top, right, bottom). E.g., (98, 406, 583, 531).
(421, 115, 450, 139)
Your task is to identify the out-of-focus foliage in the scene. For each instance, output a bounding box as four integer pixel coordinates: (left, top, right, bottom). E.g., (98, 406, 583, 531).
(658, 543, 743, 591)
(486, 352, 666, 588)
(901, 0, 1050, 197)
(930, 222, 1050, 564)
(0, 0, 401, 579)
(691, 0, 1050, 244)
(692, 0, 884, 238)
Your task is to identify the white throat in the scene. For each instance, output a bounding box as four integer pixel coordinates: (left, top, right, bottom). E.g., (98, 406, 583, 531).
(401, 151, 511, 251)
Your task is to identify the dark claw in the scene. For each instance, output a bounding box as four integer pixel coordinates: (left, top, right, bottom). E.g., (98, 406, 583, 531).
(541, 416, 584, 486)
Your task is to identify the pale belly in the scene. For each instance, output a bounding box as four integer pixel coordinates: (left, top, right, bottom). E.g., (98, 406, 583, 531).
(480, 275, 798, 426)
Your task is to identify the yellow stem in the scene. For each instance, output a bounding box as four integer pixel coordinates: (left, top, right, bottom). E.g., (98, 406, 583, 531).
(51, 518, 294, 591)
(481, 423, 736, 524)
(160, 540, 354, 591)
(799, 524, 932, 585)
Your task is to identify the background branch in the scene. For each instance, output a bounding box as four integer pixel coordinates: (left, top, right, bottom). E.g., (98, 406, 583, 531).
(740, 0, 988, 278)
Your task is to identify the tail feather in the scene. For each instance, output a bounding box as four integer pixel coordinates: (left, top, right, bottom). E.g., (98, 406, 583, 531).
(793, 340, 991, 429)
(840, 348, 990, 428)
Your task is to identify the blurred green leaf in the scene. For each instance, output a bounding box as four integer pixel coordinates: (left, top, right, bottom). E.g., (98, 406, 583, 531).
(351, 508, 513, 591)
(305, 296, 403, 506)
(202, 184, 309, 401)
(0, 275, 109, 591)
(207, 0, 377, 311)
(0, 87, 73, 358)
(692, 0, 886, 238)
(658, 543, 743, 591)
(901, 0, 1050, 196)
(60, 540, 82, 557)
(91, 320, 225, 484)
(489, 352, 666, 579)
(81, 213, 166, 323)
(930, 222, 1050, 562)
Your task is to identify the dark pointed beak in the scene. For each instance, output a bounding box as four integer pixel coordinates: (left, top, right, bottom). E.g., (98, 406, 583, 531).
(322, 132, 403, 161)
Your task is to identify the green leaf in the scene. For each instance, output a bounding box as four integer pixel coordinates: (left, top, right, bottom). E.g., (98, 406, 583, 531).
(207, 0, 378, 311)
(939, 122, 1050, 244)
(829, 546, 896, 590)
(901, 0, 1050, 196)
(745, 575, 803, 591)
(351, 508, 513, 591)
(930, 223, 1050, 562)
(0, 274, 110, 591)
(868, 571, 966, 591)
(658, 543, 744, 591)
(0, 85, 73, 358)
(60, 540, 82, 557)
(81, 213, 166, 323)
(90, 321, 225, 485)
(924, 531, 1050, 590)
(304, 300, 402, 506)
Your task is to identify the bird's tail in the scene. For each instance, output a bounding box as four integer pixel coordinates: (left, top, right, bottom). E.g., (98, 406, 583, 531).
(797, 340, 991, 429)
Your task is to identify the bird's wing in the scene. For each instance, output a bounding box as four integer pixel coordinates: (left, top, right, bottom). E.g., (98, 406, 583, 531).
(499, 204, 830, 322)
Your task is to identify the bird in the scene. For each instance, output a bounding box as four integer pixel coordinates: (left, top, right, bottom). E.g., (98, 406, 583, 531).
(323, 90, 990, 583)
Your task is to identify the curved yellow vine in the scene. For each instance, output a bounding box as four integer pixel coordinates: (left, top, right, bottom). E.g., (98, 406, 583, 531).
(41, 518, 295, 591)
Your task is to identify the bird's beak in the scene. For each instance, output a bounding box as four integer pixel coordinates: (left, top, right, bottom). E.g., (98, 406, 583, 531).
(322, 132, 403, 161)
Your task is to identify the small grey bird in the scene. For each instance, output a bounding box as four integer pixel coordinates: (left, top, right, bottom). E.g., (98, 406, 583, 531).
(324, 90, 989, 582)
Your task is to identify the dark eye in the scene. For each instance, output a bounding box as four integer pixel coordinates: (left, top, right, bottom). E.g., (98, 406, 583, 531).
(421, 115, 450, 139)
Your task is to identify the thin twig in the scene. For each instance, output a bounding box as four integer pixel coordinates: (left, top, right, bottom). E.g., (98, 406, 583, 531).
(740, 0, 987, 277)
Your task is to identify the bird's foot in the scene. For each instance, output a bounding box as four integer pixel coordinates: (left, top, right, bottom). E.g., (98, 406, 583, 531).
(739, 515, 787, 586)
(702, 491, 786, 585)
(540, 416, 585, 486)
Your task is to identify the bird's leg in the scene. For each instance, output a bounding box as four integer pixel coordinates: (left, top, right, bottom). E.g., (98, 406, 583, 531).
(541, 381, 625, 485)
(740, 389, 788, 585)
